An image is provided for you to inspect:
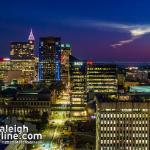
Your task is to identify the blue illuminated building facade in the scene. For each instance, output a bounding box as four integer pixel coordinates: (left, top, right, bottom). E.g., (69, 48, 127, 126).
(38, 37, 61, 83)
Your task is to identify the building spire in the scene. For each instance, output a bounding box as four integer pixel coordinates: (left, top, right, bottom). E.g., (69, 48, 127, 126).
(28, 28, 35, 41)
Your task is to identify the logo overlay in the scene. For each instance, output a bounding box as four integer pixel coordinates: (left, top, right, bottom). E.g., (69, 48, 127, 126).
(0, 116, 42, 144)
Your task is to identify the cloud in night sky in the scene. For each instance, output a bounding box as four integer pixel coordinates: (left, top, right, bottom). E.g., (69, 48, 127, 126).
(111, 24, 150, 48)
(75, 20, 150, 48)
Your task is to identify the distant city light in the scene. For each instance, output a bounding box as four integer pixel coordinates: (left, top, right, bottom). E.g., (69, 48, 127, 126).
(90, 115, 96, 119)
(3, 58, 10, 61)
(128, 67, 138, 70)
(0, 58, 10, 61)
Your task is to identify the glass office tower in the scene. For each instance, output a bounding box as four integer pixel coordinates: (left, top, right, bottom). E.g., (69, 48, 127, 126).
(38, 37, 61, 83)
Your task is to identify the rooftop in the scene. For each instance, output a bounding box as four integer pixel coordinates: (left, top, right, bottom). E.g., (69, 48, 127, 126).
(95, 93, 150, 103)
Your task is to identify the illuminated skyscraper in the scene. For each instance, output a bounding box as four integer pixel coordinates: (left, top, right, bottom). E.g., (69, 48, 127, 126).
(70, 59, 118, 104)
(61, 43, 71, 86)
(9, 29, 37, 84)
(70, 56, 86, 104)
(38, 37, 61, 83)
(10, 29, 35, 60)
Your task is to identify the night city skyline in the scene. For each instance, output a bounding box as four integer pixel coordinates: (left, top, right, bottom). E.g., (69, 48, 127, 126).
(1, 1, 150, 150)
(1, 0, 150, 61)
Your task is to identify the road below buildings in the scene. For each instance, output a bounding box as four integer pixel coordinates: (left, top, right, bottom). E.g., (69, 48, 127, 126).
(33, 91, 76, 150)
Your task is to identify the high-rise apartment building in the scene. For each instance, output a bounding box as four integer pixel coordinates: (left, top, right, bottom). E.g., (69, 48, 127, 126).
(96, 94, 150, 150)
(38, 37, 61, 83)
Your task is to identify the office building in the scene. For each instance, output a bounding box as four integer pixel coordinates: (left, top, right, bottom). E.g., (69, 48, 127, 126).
(0, 58, 10, 81)
(10, 29, 35, 60)
(0, 89, 51, 117)
(9, 29, 36, 84)
(70, 58, 118, 104)
(126, 66, 149, 83)
(86, 62, 118, 93)
(10, 59, 37, 83)
(70, 56, 86, 104)
(61, 43, 71, 86)
(96, 94, 150, 150)
(38, 37, 61, 83)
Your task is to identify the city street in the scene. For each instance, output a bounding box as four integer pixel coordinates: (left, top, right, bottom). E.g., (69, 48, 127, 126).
(33, 91, 75, 150)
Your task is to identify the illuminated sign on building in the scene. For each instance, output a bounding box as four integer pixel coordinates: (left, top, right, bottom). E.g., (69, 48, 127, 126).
(74, 62, 83, 66)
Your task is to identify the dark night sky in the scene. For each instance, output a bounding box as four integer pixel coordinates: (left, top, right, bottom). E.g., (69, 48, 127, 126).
(1, 0, 150, 61)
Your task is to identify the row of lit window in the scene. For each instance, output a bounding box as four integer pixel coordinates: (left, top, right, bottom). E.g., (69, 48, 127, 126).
(87, 75, 116, 77)
(99, 133, 148, 138)
(86, 79, 116, 81)
(100, 127, 148, 131)
(88, 86, 117, 89)
(99, 147, 148, 150)
(11, 101, 50, 106)
(87, 83, 117, 85)
(100, 139, 148, 144)
(100, 120, 148, 124)
(87, 68, 116, 70)
(99, 113, 148, 118)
